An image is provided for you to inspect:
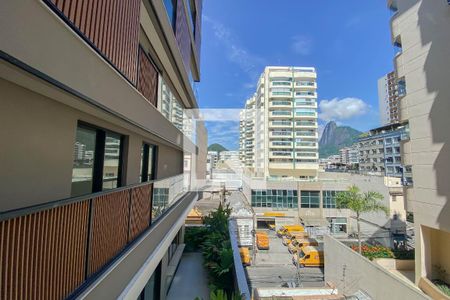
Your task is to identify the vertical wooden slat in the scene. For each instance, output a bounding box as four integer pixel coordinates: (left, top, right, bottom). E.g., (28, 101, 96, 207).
(137, 47, 159, 107)
(129, 185, 151, 241)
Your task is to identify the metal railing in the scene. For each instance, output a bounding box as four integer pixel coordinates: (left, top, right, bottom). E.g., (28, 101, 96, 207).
(0, 174, 187, 300)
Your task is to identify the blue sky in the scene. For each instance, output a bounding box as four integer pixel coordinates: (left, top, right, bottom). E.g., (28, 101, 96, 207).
(196, 1, 395, 150)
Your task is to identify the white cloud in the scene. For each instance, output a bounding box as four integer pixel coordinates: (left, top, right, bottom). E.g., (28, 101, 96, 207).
(199, 109, 242, 122)
(205, 121, 239, 150)
(291, 35, 313, 55)
(319, 97, 370, 122)
(204, 16, 266, 79)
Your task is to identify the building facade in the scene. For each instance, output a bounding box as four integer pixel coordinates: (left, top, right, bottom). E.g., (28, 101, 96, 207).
(0, 0, 205, 299)
(339, 146, 359, 166)
(378, 71, 401, 126)
(357, 123, 407, 178)
(240, 66, 319, 180)
(243, 172, 406, 247)
(389, 0, 450, 294)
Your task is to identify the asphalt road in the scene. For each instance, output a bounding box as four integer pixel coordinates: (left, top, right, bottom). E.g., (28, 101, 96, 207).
(245, 230, 325, 289)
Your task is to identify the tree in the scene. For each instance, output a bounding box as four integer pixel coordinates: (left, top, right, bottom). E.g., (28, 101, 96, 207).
(336, 185, 389, 254)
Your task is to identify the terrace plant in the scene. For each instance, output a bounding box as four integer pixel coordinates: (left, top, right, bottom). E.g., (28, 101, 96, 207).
(337, 185, 388, 254)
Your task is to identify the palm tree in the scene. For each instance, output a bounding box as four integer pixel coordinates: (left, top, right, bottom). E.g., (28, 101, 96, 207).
(336, 185, 389, 254)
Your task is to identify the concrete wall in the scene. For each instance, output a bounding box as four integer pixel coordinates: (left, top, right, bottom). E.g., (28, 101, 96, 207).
(391, 0, 450, 284)
(0, 78, 183, 211)
(324, 235, 428, 299)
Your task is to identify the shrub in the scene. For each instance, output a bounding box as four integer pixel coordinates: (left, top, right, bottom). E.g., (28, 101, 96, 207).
(350, 244, 394, 260)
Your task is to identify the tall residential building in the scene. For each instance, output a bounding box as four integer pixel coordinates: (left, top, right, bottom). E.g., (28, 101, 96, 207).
(241, 97, 256, 169)
(378, 71, 400, 125)
(357, 123, 406, 178)
(0, 0, 205, 299)
(240, 66, 319, 180)
(389, 0, 450, 295)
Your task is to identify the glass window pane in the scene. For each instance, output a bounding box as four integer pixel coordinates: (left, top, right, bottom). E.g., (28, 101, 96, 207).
(148, 146, 154, 180)
(71, 127, 96, 197)
(103, 133, 121, 190)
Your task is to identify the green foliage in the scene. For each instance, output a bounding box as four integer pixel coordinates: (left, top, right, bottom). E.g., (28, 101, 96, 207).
(392, 249, 414, 260)
(185, 226, 208, 252)
(319, 121, 362, 158)
(208, 143, 228, 153)
(337, 185, 388, 254)
(336, 185, 388, 216)
(209, 290, 244, 300)
(187, 204, 236, 297)
(434, 281, 450, 296)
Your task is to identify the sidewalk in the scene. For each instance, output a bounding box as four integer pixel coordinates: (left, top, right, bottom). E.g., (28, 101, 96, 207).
(167, 252, 210, 300)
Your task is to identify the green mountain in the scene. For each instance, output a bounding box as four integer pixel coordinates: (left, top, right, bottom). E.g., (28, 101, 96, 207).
(319, 121, 362, 158)
(208, 143, 228, 153)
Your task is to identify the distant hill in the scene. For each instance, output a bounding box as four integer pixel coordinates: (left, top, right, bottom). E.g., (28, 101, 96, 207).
(208, 143, 228, 153)
(319, 121, 362, 158)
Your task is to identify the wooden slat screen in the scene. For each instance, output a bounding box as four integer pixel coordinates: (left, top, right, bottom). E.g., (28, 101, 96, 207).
(137, 48, 159, 107)
(0, 202, 89, 300)
(128, 184, 152, 241)
(46, 0, 141, 84)
(87, 190, 130, 276)
(175, 0, 192, 74)
(194, 0, 202, 62)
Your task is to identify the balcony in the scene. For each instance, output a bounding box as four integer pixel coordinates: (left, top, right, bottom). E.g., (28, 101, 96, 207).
(270, 81, 292, 88)
(270, 131, 293, 138)
(269, 151, 293, 158)
(270, 141, 293, 148)
(295, 121, 317, 128)
(270, 111, 293, 118)
(296, 131, 317, 138)
(269, 100, 292, 109)
(0, 174, 191, 299)
(270, 91, 293, 98)
(294, 81, 317, 89)
(270, 121, 292, 128)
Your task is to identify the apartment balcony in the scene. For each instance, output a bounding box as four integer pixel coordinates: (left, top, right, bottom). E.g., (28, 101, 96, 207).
(294, 81, 317, 89)
(296, 152, 318, 159)
(269, 100, 293, 109)
(295, 142, 318, 149)
(270, 91, 293, 98)
(293, 112, 317, 119)
(270, 81, 293, 88)
(268, 162, 294, 169)
(270, 121, 293, 128)
(295, 121, 318, 128)
(0, 174, 195, 299)
(270, 141, 293, 148)
(269, 151, 293, 159)
(269, 131, 293, 138)
(294, 92, 317, 98)
(269, 111, 293, 118)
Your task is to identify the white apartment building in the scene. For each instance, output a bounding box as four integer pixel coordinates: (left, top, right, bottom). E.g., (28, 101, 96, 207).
(389, 0, 450, 297)
(241, 97, 256, 170)
(240, 66, 319, 180)
(378, 71, 400, 126)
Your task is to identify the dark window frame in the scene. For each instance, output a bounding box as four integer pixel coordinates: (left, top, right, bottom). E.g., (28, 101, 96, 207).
(74, 121, 125, 194)
(141, 143, 158, 182)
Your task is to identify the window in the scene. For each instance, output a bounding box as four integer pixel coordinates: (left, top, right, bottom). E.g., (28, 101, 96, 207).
(300, 191, 320, 208)
(251, 189, 298, 208)
(141, 143, 157, 182)
(163, 0, 177, 30)
(323, 191, 338, 208)
(71, 123, 124, 196)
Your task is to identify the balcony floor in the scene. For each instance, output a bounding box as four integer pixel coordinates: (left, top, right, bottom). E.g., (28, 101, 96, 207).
(167, 252, 210, 300)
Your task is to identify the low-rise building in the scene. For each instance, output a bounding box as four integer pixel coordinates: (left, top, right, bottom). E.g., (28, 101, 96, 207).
(242, 172, 406, 247)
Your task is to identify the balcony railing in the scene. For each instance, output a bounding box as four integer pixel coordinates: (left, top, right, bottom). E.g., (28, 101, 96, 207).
(0, 174, 187, 299)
